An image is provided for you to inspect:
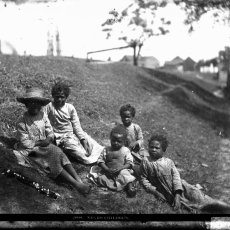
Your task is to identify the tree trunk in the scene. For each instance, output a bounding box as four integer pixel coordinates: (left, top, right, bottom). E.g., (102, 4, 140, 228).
(225, 70, 230, 99)
(133, 45, 138, 66)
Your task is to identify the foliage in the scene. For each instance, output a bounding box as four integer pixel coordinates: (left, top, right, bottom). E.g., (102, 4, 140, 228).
(174, 0, 230, 32)
(102, 0, 171, 66)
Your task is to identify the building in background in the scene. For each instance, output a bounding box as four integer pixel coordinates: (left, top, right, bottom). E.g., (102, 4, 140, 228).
(196, 58, 218, 74)
(183, 57, 196, 71)
(163, 56, 184, 71)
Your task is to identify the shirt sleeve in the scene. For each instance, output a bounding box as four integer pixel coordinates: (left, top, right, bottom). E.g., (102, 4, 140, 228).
(134, 124, 144, 147)
(139, 158, 157, 193)
(170, 160, 183, 193)
(43, 113, 55, 140)
(69, 105, 85, 140)
(97, 148, 106, 165)
(124, 147, 134, 166)
(42, 104, 49, 115)
(16, 117, 35, 150)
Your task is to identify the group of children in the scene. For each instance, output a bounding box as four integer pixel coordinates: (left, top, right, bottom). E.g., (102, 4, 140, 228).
(14, 82, 222, 212)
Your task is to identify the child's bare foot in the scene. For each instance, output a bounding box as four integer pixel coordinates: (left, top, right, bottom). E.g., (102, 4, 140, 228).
(126, 181, 137, 198)
(77, 184, 92, 196)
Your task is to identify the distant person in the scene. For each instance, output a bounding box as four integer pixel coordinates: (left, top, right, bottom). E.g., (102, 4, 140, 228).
(118, 104, 147, 169)
(16, 88, 91, 196)
(43, 82, 104, 164)
(88, 125, 137, 197)
(139, 134, 219, 213)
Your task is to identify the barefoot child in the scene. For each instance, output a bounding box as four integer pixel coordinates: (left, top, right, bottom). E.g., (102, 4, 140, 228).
(89, 126, 136, 196)
(140, 134, 216, 212)
(43, 82, 104, 164)
(119, 104, 146, 163)
(16, 88, 91, 195)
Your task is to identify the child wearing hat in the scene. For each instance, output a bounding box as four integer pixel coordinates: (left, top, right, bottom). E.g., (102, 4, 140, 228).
(43, 82, 104, 164)
(16, 88, 91, 196)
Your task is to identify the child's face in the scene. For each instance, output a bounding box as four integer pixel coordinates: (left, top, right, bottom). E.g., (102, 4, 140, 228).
(110, 133, 125, 151)
(53, 91, 67, 108)
(148, 140, 164, 160)
(26, 101, 42, 116)
(121, 110, 133, 127)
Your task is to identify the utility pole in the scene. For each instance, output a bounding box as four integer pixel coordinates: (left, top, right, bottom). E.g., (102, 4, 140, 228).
(56, 30, 61, 56)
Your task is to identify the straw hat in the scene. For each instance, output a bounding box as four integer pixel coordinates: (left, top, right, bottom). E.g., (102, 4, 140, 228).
(16, 88, 51, 106)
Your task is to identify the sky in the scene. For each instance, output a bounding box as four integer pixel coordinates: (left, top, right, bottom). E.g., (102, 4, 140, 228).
(0, 0, 230, 65)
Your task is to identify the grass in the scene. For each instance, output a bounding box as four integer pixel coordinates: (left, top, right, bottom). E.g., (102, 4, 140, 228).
(0, 54, 229, 220)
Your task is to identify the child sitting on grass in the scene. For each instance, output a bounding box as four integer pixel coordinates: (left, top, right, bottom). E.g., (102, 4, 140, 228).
(16, 88, 91, 196)
(89, 125, 136, 196)
(119, 104, 146, 163)
(43, 82, 104, 165)
(140, 134, 217, 212)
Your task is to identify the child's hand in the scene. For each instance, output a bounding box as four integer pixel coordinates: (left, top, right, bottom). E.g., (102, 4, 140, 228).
(81, 139, 91, 156)
(105, 168, 116, 177)
(35, 138, 51, 147)
(153, 190, 166, 202)
(111, 168, 123, 175)
(130, 141, 140, 152)
(173, 194, 181, 210)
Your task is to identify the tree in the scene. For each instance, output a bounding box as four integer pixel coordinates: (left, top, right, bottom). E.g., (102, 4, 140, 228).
(174, 0, 230, 32)
(122, 0, 230, 96)
(101, 0, 171, 66)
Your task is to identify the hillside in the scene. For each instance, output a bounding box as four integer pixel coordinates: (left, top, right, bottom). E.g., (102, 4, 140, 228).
(0, 54, 230, 226)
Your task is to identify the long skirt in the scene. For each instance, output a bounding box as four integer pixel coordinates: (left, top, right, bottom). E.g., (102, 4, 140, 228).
(14, 144, 71, 179)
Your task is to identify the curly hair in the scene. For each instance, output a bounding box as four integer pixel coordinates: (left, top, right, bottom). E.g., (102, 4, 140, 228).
(119, 104, 136, 117)
(110, 125, 127, 140)
(51, 82, 71, 98)
(148, 134, 168, 152)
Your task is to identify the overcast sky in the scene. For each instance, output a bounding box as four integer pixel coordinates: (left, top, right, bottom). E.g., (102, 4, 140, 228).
(0, 0, 230, 65)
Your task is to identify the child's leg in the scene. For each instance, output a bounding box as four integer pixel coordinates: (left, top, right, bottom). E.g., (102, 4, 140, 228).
(63, 164, 83, 183)
(58, 168, 91, 195)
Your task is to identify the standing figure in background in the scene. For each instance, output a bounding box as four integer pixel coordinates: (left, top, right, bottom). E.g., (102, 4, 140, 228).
(118, 104, 147, 175)
(16, 88, 91, 195)
(43, 82, 104, 164)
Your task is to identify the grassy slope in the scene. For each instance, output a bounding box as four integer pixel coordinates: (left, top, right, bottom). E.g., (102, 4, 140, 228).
(0, 54, 229, 216)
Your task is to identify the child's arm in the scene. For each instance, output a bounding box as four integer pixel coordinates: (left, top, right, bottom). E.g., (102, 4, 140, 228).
(139, 159, 166, 201)
(134, 124, 144, 147)
(70, 105, 91, 155)
(37, 113, 54, 147)
(171, 160, 183, 210)
(171, 160, 183, 193)
(16, 119, 35, 150)
(123, 148, 134, 170)
(70, 105, 85, 140)
(97, 148, 113, 175)
(130, 124, 144, 151)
